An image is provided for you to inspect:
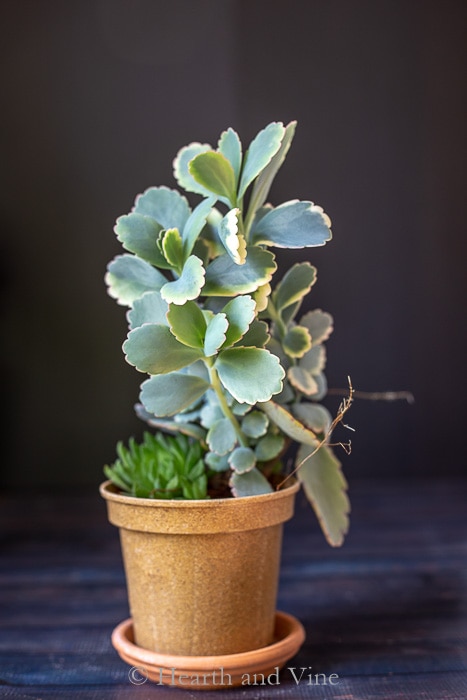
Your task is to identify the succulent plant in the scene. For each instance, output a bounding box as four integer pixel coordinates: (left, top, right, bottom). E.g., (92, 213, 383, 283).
(105, 121, 350, 545)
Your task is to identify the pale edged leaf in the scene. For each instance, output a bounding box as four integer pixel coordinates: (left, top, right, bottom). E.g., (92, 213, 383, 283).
(161, 227, 184, 270)
(300, 309, 334, 346)
(247, 120, 297, 219)
(266, 336, 290, 369)
(229, 447, 256, 473)
(205, 451, 230, 472)
(218, 208, 247, 264)
(105, 254, 168, 307)
(222, 295, 256, 347)
(204, 313, 228, 356)
(259, 400, 318, 446)
(241, 410, 269, 438)
(253, 282, 272, 313)
(123, 324, 202, 374)
(182, 196, 217, 257)
(238, 122, 285, 199)
(216, 348, 284, 404)
(134, 186, 190, 232)
(274, 262, 317, 311)
(161, 255, 205, 305)
(255, 434, 285, 461)
(200, 402, 224, 428)
(203, 247, 277, 296)
(231, 400, 252, 416)
(127, 291, 169, 329)
(292, 403, 333, 435)
(207, 418, 237, 455)
(287, 366, 319, 395)
(235, 320, 270, 348)
(189, 151, 236, 202)
(296, 443, 350, 547)
(251, 200, 332, 248)
(312, 372, 328, 400)
(198, 207, 225, 258)
(300, 344, 326, 374)
(140, 373, 210, 417)
(272, 381, 296, 405)
(166, 300, 206, 349)
(172, 142, 212, 196)
(283, 325, 312, 358)
(114, 213, 169, 268)
(134, 403, 207, 442)
(218, 127, 242, 185)
(229, 468, 273, 497)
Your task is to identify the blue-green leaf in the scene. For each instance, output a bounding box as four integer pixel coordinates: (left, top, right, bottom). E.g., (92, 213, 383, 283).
(229, 468, 273, 496)
(124, 324, 202, 374)
(140, 373, 210, 417)
(292, 403, 332, 434)
(105, 254, 168, 307)
(287, 366, 319, 395)
(134, 186, 190, 232)
(251, 200, 332, 248)
(241, 411, 268, 438)
(114, 214, 169, 268)
(300, 309, 334, 346)
(135, 404, 207, 442)
(283, 326, 312, 358)
(222, 295, 256, 347)
(216, 348, 284, 404)
(205, 451, 230, 472)
(300, 345, 326, 374)
(255, 434, 285, 461)
(203, 247, 277, 296)
(189, 151, 237, 203)
(259, 400, 318, 446)
(296, 443, 349, 547)
(218, 127, 242, 185)
(218, 208, 247, 264)
(166, 301, 206, 349)
(182, 196, 217, 257)
(274, 262, 317, 311)
(173, 142, 212, 196)
(207, 418, 237, 455)
(238, 122, 285, 199)
(127, 291, 169, 329)
(161, 255, 205, 305)
(229, 447, 256, 474)
(204, 313, 228, 357)
(237, 320, 270, 348)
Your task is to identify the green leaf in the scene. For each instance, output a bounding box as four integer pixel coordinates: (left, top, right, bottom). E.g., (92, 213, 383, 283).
(247, 121, 296, 220)
(237, 320, 270, 348)
(207, 418, 237, 455)
(300, 309, 334, 346)
(300, 345, 326, 374)
(259, 400, 318, 446)
(296, 443, 350, 547)
(238, 122, 285, 199)
(218, 208, 247, 264)
(215, 348, 284, 404)
(274, 262, 317, 311)
(140, 373, 210, 417)
(134, 186, 190, 232)
(222, 295, 256, 347)
(292, 403, 332, 435)
(229, 447, 256, 473)
(255, 434, 285, 461)
(124, 324, 202, 374)
(173, 142, 212, 196)
(161, 227, 184, 270)
(218, 127, 242, 185)
(135, 404, 207, 442)
(127, 291, 169, 329)
(287, 367, 319, 395)
(114, 214, 170, 268)
(189, 151, 237, 202)
(105, 254, 168, 307)
(252, 282, 272, 313)
(203, 247, 277, 296)
(182, 196, 217, 257)
(251, 200, 332, 248)
(241, 411, 269, 438)
(204, 313, 228, 357)
(166, 301, 206, 349)
(229, 468, 273, 496)
(161, 255, 205, 305)
(205, 451, 230, 472)
(283, 326, 312, 358)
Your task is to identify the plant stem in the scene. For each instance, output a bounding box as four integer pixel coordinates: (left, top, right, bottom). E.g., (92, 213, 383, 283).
(207, 363, 248, 447)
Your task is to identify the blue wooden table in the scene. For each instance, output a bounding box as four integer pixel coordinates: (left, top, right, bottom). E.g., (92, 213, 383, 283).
(1, 478, 466, 699)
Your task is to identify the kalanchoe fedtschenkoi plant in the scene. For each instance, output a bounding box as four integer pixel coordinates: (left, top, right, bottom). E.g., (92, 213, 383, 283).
(105, 121, 351, 546)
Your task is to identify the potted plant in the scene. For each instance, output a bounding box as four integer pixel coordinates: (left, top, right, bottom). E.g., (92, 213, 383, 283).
(101, 120, 353, 688)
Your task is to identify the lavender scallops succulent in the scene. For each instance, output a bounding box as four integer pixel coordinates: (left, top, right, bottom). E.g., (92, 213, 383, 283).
(105, 121, 350, 546)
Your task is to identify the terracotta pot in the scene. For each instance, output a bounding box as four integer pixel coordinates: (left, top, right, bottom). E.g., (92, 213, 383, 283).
(100, 479, 300, 657)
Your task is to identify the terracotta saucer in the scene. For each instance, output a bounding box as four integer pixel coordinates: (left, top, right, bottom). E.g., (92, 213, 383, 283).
(112, 611, 305, 690)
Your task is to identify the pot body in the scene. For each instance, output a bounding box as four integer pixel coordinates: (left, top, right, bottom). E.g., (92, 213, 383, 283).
(100, 480, 299, 656)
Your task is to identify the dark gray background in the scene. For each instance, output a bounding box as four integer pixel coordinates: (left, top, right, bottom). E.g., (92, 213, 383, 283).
(2, 0, 466, 488)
